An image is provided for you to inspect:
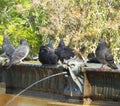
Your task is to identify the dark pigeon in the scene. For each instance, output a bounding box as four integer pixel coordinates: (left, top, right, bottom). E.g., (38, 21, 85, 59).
(87, 53, 100, 63)
(55, 39, 75, 63)
(7, 38, 29, 69)
(95, 39, 118, 69)
(87, 57, 100, 63)
(39, 40, 58, 65)
(1, 36, 15, 59)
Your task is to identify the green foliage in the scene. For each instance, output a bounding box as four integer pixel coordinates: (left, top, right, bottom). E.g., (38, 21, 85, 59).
(0, 0, 50, 57)
(0, 0, 120, 62)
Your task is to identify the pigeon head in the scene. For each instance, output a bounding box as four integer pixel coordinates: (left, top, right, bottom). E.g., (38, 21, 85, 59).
(40, 46, 50, 53)
(20, 38, 28, 45)
(3, 36, 10, 44)
(47, 40, 53, 48)
(4, 36, 8, 39)
(58, 38, 65, 48)
(98, 39, 107, 45)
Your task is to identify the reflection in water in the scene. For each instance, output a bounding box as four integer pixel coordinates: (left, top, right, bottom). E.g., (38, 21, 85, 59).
(5, 71, 67, 106)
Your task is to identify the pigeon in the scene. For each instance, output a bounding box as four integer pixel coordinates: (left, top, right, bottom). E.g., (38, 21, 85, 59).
(95, 39, 118, 69)
(1, 36, 15, 59)
(55, 39, 75, 63)
(39, 40, 58, 65)
(87, 57, 100, 63)
(7, 38, 29, 69)
(87, 53, 100, 63)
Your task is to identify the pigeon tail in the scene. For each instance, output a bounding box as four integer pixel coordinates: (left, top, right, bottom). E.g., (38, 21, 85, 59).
(108, 63, 118, 69)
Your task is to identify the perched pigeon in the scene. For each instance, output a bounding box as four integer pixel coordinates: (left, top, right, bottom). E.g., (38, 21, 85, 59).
(39, 40, 58, 65)
(87, 53, 100, 63)
(95, 39, 118, 69)
(7, 38, 29, 69)
(55, 39, 75, 63)
(1, 36, 15, 59)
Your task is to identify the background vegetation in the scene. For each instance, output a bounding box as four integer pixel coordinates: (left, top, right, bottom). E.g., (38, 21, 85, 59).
(0, 0, 120, 62)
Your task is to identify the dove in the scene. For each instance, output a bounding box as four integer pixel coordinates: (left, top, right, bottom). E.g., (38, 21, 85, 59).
(87, 53, 100, 63)
(39, 40, 58, 65)
(1, 36, 15, 59)
(95, 39, 118, 70)
(7, 38, 29, 69)
(55, 38, 75, 63)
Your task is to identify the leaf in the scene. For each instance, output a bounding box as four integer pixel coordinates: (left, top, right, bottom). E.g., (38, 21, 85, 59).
(0, 36, 3, 45)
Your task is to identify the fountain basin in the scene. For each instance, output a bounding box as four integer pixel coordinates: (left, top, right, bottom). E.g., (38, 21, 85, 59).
(0, 94, 82, 106)
(1, 63, 120, 106)
(1, 94, 120, 106)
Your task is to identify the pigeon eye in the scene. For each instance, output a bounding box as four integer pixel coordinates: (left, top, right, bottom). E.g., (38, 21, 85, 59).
(70, 64, 75, 67)
(71, 64, 75, 66)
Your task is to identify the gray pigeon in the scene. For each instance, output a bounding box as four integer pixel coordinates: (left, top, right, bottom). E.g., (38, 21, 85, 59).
(95, 39, 118, 69)
(7, 38, 29, 69)
(39, 40, 58, 65)
(1, 36, 15, 59)
(55, 39, 75, 63)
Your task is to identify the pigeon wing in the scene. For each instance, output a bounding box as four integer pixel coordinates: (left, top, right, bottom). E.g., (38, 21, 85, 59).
(9, 45, 29, 65)
(2, 43, 15, 58)
(105, 49, 118, 69)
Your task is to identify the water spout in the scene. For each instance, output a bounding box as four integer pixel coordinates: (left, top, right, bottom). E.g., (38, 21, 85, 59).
(5, 71, 67, 106)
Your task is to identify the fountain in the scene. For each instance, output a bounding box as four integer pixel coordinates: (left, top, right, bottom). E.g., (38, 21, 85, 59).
(0, 58, 120, 106)
(5, 71, 67, 106)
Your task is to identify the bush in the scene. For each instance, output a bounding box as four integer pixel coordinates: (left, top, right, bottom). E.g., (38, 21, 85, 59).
(0, 0, 120, 62)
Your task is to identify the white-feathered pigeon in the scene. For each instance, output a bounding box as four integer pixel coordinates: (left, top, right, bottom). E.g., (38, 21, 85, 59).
(1, 36, 15, 59)
(7, 38, 29, 69)
(39, 40, 58, 65)
(95, 39, 118, 69)
(55, 39, 75, 63)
